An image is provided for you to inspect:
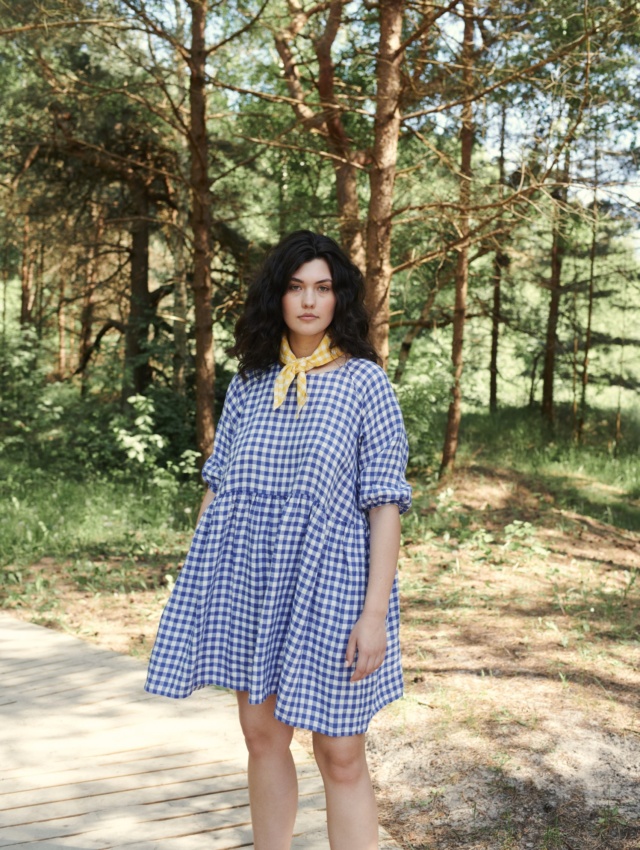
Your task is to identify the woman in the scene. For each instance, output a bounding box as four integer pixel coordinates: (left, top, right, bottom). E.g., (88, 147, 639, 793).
(145, 230, 411, 850)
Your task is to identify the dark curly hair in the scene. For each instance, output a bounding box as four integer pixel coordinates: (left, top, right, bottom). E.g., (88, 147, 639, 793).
(229, 230, 379, 374)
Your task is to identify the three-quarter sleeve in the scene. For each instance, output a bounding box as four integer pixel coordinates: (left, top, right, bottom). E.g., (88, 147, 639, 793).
(357, 367, 412, 515)
(201, 373, 246, 492)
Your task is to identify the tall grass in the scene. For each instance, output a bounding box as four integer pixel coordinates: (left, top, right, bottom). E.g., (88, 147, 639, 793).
(457, 404, 640, 491)
(0, 459, 202, 570)
(2, 402, 638, 573)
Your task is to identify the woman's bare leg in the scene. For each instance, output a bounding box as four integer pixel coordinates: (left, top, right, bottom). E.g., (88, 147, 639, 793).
(312, 731, 378, 850)
(236, 692, 297, 850)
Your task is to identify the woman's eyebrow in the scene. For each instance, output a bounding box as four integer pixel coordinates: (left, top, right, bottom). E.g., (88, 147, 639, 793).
(289, 275, 333, 283)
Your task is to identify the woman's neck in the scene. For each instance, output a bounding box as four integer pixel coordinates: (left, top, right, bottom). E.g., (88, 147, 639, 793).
(288, 331, 325, 358)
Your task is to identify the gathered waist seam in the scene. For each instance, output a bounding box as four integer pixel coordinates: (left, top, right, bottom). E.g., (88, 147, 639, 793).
(213, 487, 363, 527)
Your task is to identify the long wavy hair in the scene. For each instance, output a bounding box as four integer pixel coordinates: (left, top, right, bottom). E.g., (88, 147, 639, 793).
(229, 230, 379, 374)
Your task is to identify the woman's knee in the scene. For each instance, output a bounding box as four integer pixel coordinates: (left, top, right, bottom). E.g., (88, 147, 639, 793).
(312, 732, 368, 785)
(236, 692, 293, 758)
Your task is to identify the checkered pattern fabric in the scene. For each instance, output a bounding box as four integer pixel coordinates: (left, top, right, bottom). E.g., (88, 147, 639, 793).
(145, 358, 412, 737)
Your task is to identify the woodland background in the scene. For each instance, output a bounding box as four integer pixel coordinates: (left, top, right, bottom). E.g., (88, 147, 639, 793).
(1, 0, 639, 480)
(1, 3, 640, 848)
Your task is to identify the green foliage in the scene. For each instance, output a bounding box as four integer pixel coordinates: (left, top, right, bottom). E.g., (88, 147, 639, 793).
(452, 405, 640, 531)
(459, 405, 640, 484)
(396, 381, 443, 472)
(0, 328, 201, 479)
(0, 456, 201, 571)
(394, 340, 452, 472)
(113, 394, 166, 466)
(0, 326, 49, 443)
(597, 805, 627, 836)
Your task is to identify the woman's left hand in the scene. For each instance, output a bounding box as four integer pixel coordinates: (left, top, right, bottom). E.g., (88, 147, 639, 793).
(345, 612, 387, 682)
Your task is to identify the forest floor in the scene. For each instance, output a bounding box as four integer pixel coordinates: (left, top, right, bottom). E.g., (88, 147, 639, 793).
(3, 463, 640, 850)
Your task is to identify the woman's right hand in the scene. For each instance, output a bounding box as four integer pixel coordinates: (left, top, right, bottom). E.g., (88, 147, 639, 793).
(196, 488, 215, 524)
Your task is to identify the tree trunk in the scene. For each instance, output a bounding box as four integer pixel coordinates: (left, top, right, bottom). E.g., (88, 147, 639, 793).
(314, 1, 365, 270)
(541, 147, 570, 422)
(275, 1, 413, 362)
(541, 217, 563, 421)
(540, 218, 563, 423)
(577, 140, 598, 442)
(57, 277, 66, 377)
(364, 0, 405, 369)
(79, 211, 103, 396)
(187, 0, 215, 463)
(35, 242, 45, 340)
(393, 278, 442, 383)
(440, 0, 474, 476)
(171, 219, 189, 397)
(571, 285, 579, 435)
(20, 216, 35, 326)
(489, 102, 508, 413)
(489, 250, 507, 412)
(529, 350, 541, 408)
(122, 178, 152, 404)
(170, 3, 190, 399)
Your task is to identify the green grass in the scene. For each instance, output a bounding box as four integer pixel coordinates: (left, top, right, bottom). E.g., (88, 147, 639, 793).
(454, 404, 640, 531)
(0, 458, 202, 571)
(458, 404, 639, 481)
(2, 402, 639, 576)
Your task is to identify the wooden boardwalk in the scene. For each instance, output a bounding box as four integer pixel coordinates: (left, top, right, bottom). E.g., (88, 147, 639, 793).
(0, 614, 399, 849)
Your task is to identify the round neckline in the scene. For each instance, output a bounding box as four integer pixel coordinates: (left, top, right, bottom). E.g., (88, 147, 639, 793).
(307, 358, 352, 378)
(306, 369, 344, 378)
(269, 359, 354, 379)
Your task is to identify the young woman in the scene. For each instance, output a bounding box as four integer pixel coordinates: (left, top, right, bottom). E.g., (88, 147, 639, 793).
(145, 230, 411, 850)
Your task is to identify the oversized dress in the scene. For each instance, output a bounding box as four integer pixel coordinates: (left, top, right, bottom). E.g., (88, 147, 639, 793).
(144, 357, 412, 737)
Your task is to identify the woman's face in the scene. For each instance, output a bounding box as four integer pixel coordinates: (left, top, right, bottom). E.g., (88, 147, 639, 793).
(281, 258, 336, 345)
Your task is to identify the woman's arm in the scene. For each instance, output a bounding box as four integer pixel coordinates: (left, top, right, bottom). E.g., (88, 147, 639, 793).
(196, 488, 215, 524)
(345, 503, 401, 682)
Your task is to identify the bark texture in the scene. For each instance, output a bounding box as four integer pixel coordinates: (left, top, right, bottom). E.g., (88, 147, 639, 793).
(20, 216, 35, 326)
(541, 162, 569, 423)
(393, 277, 443, 384)
(577, 143, 598, 442)
(489, 102, 508, 413)
(276, 0, 411, 368)
(187, 0, 215, 462)
(489, 249, 508, 411)
(440, 0, 474, 476)
(171, 221, 189, 397)
(57, 277, 66, 377)
(365, 0, 405, 369)
(122, 178, 152, 403)
(79, 212, 103, 396)
(315, 1, 366, 269)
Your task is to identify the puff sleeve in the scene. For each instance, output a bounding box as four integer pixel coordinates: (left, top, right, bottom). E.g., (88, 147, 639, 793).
(357, 367, 412, 515)
(201, 373, 246, 492)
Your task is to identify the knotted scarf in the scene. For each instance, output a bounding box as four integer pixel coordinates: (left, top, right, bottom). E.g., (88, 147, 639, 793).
(273, 333, 345, 417)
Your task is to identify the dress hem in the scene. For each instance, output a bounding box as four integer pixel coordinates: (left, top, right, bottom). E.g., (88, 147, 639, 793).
(144, 678, 404, 737)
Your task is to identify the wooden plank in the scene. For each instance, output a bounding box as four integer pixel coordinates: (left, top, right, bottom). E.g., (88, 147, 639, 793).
(2, 753, 321, 792)
(0, 794, 326, 848)
(0, 774, 324, 831)
(0, 614, 399, 849)
(0, 790, 327, 845)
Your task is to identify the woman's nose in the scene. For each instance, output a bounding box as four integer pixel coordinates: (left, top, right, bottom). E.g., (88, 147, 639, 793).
(302, 287, 315, 306)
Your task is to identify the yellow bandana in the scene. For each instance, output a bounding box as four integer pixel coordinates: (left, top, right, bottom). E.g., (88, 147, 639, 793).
(273, 333, 345, 417)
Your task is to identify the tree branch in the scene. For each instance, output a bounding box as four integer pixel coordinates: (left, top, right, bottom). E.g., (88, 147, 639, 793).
(0, 20, 124, 37)
(73, 320, 126, 375)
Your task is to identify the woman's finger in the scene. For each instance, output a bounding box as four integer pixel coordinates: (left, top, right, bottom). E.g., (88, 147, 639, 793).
(345, 630, 357, 667)
(350, 649, 386, 682)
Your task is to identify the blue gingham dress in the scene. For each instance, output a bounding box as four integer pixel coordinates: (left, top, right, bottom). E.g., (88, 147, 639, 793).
(145, 357, 411, 736)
